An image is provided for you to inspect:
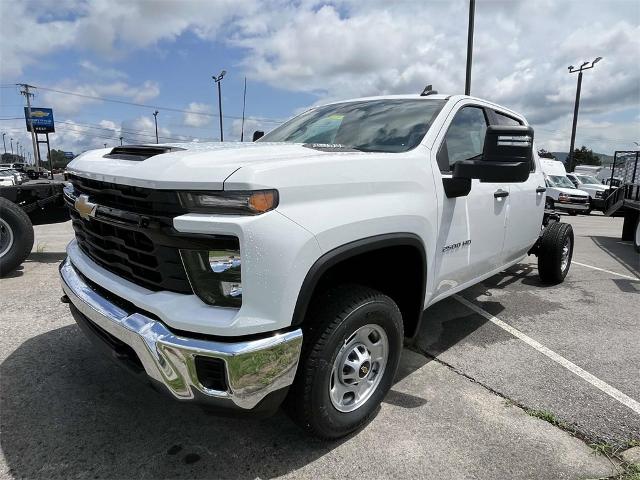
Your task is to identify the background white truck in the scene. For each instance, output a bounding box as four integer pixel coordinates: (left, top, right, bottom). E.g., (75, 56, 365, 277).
(566, 171, 608, 212)
(57, 94, 574, 438)
(540, 159, 590, 215)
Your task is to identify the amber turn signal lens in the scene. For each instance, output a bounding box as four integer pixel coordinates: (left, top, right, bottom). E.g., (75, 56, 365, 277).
(248, 190, 278, 213)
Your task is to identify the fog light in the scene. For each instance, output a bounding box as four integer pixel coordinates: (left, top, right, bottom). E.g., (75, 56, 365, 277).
(180, 244, 242, 307)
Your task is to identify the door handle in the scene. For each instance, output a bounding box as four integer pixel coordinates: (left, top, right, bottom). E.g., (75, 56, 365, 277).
(536, 186, 546, 193)
(494, 189, 509, 199)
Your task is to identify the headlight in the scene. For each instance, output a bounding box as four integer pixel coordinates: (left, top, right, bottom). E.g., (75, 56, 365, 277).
(595, 191, 603, 198)
(178, 190, 278, 215)
(180, 241, 242, 307)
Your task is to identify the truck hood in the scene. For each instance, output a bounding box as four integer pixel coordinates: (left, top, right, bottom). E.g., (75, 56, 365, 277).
(66, 142, 369, 190)
(552, 186, 589, 197)
(581, 183, 607, 191)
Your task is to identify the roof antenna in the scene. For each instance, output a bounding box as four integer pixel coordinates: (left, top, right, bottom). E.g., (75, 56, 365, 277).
(420, 84, 438, 96)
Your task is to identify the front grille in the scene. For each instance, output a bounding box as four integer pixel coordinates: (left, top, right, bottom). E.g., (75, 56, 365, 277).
(70, 208, 192, 293)
(69, 174, 186, 215)
(562, 195, 589, 203)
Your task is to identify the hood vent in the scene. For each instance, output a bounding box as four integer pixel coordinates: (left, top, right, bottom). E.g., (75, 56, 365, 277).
(104, 145, 185, 161)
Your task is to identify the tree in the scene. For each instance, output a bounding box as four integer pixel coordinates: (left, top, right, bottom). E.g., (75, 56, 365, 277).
(537, 149, 556, 159)
(571, 145, 601, 168)
(47, 149, 72, 169)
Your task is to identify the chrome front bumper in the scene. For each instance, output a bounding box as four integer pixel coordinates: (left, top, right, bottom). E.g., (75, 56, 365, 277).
(59, 257, 303, 410)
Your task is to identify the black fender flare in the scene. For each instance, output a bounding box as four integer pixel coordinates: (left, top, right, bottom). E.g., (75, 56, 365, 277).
(291, 233, 427, 329)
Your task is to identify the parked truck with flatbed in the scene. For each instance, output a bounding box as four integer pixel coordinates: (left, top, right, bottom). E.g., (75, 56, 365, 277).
(58, 94, 574, 438)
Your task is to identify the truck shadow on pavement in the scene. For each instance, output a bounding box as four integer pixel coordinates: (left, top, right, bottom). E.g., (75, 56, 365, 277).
(1, 325, 349, 479)
(1, 267, 532, 479)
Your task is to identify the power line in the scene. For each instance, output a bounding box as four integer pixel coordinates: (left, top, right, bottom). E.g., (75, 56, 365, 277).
(33, 85, 285, 124)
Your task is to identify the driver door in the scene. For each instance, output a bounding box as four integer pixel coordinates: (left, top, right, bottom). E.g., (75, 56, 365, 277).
(432, 105, 509, 297)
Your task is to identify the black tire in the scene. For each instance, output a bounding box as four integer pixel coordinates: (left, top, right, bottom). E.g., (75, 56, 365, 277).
(538, 222, 573, 284)
(0, 197, 34, 277)
(285, 285, 403, 439)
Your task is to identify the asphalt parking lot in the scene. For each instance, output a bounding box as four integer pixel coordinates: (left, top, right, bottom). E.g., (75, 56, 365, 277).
(1, 213, 638, 479)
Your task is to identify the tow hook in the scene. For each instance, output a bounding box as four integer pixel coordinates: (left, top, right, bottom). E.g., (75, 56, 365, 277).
(60, 294, 70, 304)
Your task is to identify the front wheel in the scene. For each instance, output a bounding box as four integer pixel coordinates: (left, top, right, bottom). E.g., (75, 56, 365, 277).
(538, 222, 574, 284)
(285, 285, 403, 439)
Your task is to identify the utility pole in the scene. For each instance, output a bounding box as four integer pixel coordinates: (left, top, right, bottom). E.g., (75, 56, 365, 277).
(567, 57, 602, 172)
(465, 0, 475, 96)
(212, 70, 226, 141)
(240, 77, 247, 142)
(153, 110, 159, 143)
(18, 84, 41, 170)
(2, 133, 6, 154)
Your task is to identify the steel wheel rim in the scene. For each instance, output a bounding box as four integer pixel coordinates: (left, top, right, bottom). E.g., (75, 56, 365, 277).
(561, 235, 571, 272)
(0, 218, 14, 258)
(329, 324, 388, 413)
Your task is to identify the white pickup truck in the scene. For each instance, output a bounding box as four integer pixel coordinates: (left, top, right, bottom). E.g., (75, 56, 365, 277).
(59, 94, 573, 438)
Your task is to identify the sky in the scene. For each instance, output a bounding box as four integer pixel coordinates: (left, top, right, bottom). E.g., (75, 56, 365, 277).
(1, 0, 639, 161)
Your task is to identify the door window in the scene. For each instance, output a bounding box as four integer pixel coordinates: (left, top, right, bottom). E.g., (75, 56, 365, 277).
(493, 111, 522, 126)
(437, 107, 487, 172)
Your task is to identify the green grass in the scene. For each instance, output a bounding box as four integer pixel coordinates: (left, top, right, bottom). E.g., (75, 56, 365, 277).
(590, 440, 640, 480)
(524, 408, 572, 431)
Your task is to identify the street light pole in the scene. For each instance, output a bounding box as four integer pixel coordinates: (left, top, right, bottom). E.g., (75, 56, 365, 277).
(465, 0, 475, 95)
(10, 138, 13, 155)
(2, 133, 6, 154)
(212, 70, 226, 142)
(120, 136, 123, 146)
(153, 110, 159, 144)
(567, 57, 602, 172)
(240, 77, 247, 142)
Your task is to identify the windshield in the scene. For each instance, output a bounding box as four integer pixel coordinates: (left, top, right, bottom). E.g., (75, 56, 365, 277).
(548, 175, 576, 188)
(576, 175, 600, 185)
(260, 99, 445, 153)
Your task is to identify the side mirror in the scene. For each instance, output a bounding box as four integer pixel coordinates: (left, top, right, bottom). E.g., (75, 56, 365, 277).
(252, 130, 264, 142)
(456, 125, 532, 181)
(443, 125, 533, 198)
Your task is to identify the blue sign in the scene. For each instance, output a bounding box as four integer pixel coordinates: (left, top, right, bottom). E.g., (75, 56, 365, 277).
(24, 107, 55, 133)
(63, 151, 74, 159)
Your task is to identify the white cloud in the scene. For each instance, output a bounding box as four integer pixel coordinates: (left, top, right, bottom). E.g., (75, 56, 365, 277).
(78, 60, 127, 79)
(40, 80, 161, 114)
(230, 117, 269, 141)
(183, 102, 213, 127)
(2, 0, 638, 153)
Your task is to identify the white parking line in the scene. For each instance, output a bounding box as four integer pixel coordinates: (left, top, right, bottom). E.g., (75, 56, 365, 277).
(453, 294, 640, 416)
(572, 261, 639, 281)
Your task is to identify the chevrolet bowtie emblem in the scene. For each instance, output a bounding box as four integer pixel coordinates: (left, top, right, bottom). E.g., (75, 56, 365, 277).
(74, 194, 97, 220)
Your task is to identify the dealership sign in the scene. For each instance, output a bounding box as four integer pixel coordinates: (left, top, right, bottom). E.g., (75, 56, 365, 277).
(24, 107, 55, 133)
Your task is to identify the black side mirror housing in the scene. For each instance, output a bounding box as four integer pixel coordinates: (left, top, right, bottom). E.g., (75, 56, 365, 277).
(456, 125, 532, 180)
(252, 131, 264, 142)
(444, 125, 533, 198)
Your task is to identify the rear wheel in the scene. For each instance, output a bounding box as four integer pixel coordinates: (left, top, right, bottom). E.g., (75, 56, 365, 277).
(0, 197, 34, 276)
(285, 285, 403, 439)
(538, 222, 573, 284)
